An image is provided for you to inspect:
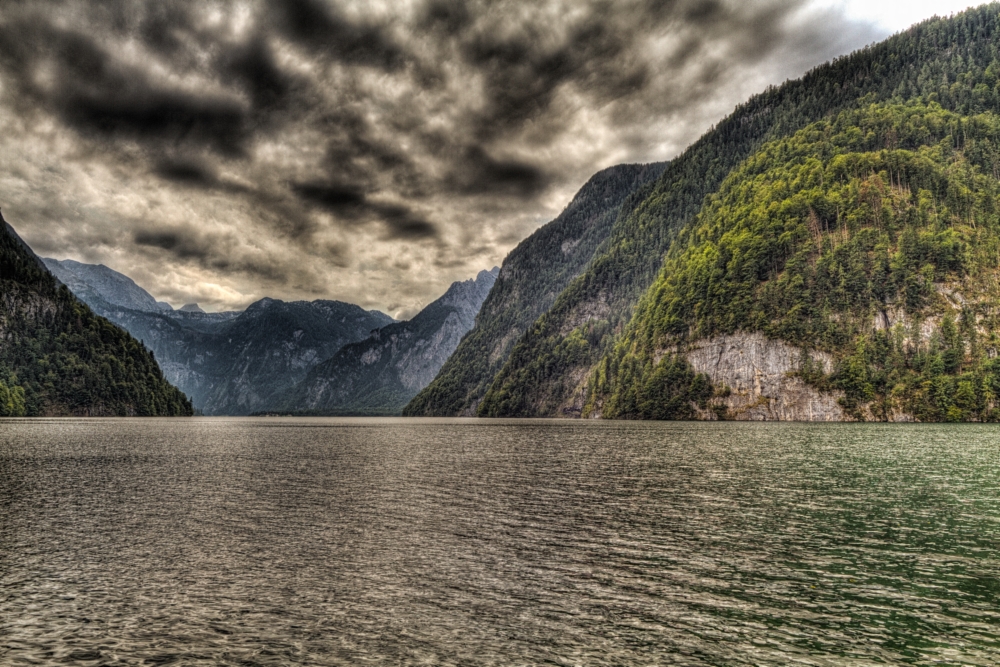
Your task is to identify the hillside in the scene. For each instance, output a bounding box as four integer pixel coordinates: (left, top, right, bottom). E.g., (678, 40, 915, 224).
(589, 102, 1000, 422)
(0, 214, 192, 416)
(403, 162, 666, 416)
(475, 5, 1000, 419)
(286, 268, 498, 415)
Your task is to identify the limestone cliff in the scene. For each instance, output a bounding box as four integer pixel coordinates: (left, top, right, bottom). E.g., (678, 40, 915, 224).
(683, 334, 846, 421)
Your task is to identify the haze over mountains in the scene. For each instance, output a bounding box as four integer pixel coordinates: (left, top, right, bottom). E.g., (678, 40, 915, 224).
(43, 256, 497, 415)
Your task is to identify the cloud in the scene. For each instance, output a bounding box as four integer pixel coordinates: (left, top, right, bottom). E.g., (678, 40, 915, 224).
(0, 0, 886, 315)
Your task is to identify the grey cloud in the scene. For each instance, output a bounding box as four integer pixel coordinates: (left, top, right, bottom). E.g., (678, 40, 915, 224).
(292, 182, 367, 212)
(446, 147, 549, 198)
(0, 0, 887, 313)
(134, 225, 292, 283)
(222, 37, 298, 112)
(292, 182, 438, 239)
(0, 23, 250, 156)
(371, 204, 439, 240)
(268, 0, 408, 70)
(134, 228, 214, 261)
(155, 157, 218, 187)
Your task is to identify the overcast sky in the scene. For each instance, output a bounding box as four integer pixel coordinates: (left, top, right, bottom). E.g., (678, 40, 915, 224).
(0, 0, 980, 316)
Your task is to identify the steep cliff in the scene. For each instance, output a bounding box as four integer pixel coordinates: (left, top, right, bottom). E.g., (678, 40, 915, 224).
(684, 334, 846, 421)
(288, 268, 498, 415)
(0, 213, 192, 416)
(403, 162, 666, 416)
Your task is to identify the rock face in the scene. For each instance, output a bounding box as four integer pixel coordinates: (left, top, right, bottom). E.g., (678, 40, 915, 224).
(287, 268, 499, 415)
(44, 258, 394, 414)
(684, 333, 847, 421)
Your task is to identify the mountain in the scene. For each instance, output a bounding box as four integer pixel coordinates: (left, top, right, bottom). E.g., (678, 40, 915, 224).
(286, 268, 499, 415)
(199, 298, 395, 415)
(591, 102, 1000, 422)
(0, 213, 192, 416)
(452, 5, 1000, 421)
(43, 258, 173, 313)
(403, 162, 667, 416)
(43, 258, 395, 414)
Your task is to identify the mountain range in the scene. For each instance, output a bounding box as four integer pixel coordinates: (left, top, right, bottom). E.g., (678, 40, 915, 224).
(285, 268, 498, 415)
(10, 7, 1000, 422)
(42, 257, 497, 415)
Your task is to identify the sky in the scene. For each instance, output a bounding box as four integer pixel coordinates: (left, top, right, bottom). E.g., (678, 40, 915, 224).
(0, 0, 982, 316)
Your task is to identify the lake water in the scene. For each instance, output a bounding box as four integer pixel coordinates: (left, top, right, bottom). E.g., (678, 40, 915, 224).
(0, 418, 998, 665)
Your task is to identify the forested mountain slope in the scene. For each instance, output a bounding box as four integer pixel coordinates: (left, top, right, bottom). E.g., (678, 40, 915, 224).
(403, 162, 666, 416)
(477, 5, 1000, 418)
(0, 214, 192, 416)
(591, 102, 1000, 422)
(286, 268, 497, 415)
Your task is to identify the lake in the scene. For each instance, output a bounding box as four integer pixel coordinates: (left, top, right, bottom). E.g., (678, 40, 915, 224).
(0, 418, 998, 665)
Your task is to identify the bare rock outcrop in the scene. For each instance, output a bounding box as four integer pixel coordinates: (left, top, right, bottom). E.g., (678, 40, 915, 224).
(684, 333, 847, 421)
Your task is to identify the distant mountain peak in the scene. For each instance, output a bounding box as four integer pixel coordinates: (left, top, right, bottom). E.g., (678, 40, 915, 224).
(42, 257, 171, 314)
(179, 303, 206, 313)
(285, 266, 499, 415)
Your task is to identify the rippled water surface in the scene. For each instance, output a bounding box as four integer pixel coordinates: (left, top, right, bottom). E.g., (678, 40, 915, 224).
(1, 418, 999, 665)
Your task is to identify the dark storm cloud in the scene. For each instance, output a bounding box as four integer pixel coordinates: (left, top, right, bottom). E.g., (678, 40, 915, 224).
(268, 0, 408, 70)
(0, 23, 250, 156)
(134, 224, 292, 282)
(221, 37, 298, 111)
(0, 0, 885, 313)
(155, 157, 218, 186)
(447, 147, 549, 197)
(134, 228, 210, 260)
(292, 181, 438, 239)
(292, 182, 367, 212)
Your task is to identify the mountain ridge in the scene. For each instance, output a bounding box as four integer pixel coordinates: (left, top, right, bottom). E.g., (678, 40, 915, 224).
(404, 161, 668, 416)
(0, 213, 192, 416)
(469, 4, 1000, 420)
(287, 267, 498, 415)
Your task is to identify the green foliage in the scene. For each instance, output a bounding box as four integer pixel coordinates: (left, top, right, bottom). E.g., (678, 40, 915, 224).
(0, 375, 27, 416)
(595, 101, 1000, 421)
(0, 221, 193, 416)
(480, 4, 1000, 418)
